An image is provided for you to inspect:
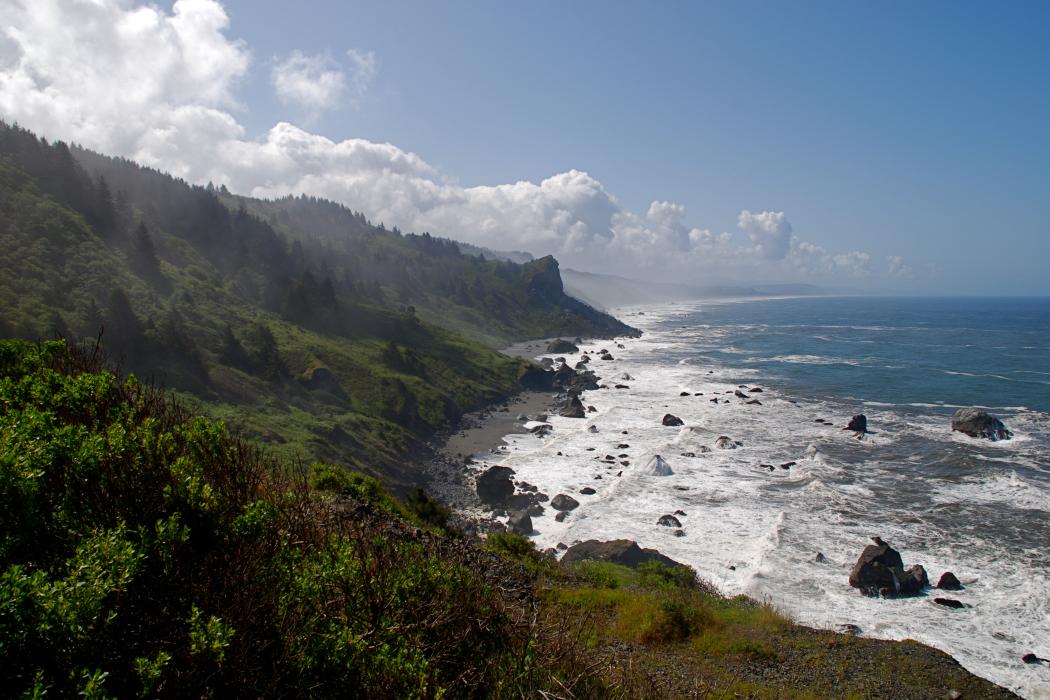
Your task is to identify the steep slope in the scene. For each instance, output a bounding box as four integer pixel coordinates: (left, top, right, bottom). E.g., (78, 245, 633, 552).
(0, 122, 634, 485)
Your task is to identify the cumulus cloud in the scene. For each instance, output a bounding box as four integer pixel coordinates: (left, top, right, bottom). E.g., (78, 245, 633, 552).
(738, 210, 792, 260)
(0, 0, 894, 283)
(792, 240, 872, 276)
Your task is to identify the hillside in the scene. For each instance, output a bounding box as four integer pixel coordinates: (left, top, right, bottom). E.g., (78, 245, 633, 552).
(0, 121, 634, 486)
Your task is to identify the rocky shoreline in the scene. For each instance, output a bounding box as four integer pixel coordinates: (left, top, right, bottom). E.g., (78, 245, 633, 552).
(414, 332, 1033, 697)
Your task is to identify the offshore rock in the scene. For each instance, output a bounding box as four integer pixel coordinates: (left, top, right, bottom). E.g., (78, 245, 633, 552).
(844, 414, 868, 432)
(848, 539, 928, 597)
(951, 407, 1012, 441)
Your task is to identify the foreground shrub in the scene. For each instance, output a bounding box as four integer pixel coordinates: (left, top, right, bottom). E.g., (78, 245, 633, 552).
(0, 340, 525, 698)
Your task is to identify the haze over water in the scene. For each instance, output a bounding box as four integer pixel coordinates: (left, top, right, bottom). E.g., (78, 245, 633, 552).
(487, 296, 1050, 698)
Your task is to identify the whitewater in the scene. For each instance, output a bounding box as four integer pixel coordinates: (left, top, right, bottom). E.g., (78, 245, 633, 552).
(479, 298, 1050, 698)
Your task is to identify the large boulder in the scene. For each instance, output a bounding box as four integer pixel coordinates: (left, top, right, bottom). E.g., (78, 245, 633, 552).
(951, 408, 1012, 441)
(476, 466, 515, 505)
(507, 510, 533, 536)
(657, 514, 682, 527)
(848, 539, 928, 597)
(559, 396, 587, 418)
(560, 539, 686, 569)
(547, 338, 579, 354)
(551, 494, 580, 511)
(662, 413, 684, 427)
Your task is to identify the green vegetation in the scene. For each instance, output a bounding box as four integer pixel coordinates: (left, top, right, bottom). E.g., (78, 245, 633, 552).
(0, 340, 551, 697)
(0, 120, 633, 486)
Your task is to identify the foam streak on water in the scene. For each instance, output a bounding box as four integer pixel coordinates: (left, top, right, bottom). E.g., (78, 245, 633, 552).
(483, 298, 1050, 699)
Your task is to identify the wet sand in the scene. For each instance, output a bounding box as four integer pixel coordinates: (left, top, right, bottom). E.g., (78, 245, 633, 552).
(439, 390, 559, 461)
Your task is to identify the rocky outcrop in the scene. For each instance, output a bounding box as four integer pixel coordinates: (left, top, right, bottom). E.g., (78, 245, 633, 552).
(546, 338, 579, 354)
(662, 414, 684, 426)
(848, 539, 928, 597)
(476, 466, 516, 505)
(551, 494, 580, 511)
(657, 514, 682, 528)
(560, 539, 686, 569)
(951, 408, 1012, 441)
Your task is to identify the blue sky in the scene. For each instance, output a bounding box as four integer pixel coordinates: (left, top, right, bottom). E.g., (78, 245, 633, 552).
(2, 1, 1048, 293)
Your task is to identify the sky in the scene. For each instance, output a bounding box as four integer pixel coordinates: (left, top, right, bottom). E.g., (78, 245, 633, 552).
(1, 1, 1048, 294)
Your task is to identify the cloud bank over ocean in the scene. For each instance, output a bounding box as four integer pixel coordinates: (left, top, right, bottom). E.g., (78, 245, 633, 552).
(0, 0, 899, 283)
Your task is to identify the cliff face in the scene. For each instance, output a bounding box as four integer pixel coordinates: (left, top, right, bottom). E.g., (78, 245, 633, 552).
(523, 256, 640, 339)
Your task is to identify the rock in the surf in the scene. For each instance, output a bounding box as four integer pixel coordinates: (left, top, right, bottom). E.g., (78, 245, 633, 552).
(714, 436, 739, 450)
(507, 510, 533, 536)
(657, 514, 682, 527)
(547, 338, 579, 354)
(933, 597, 965, 609)
(844, 414, 868, 432)
(559, 396, 586, 418)
(937, 571, 963, 590)
(579, 486, 596, 495)
(951, 407, 1012, 441)
(848, 539, 928, 597)
(662, 413, 685, 426)
(551, 494, 580, 511)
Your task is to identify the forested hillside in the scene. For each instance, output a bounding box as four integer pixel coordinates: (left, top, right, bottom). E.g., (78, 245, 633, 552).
(0, 121, 633, 484)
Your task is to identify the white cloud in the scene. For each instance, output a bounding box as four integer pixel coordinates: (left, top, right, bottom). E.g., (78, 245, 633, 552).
(272, 50, 346, 113)
(887, 255, 914, 277)
(269, 47, 375, 115)
(737, 210, 792, 260)
(0, 0, 895, 284)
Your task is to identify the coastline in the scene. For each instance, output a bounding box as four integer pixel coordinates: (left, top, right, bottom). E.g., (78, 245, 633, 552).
(418, 337, 571, 512)
(417, 307, 1041, 698)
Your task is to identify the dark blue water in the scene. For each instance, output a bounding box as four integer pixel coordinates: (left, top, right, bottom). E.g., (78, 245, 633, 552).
(678, 296, 1050, 413)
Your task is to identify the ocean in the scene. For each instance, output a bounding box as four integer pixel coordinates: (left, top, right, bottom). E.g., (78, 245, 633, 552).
(486, 296, 1050, 698)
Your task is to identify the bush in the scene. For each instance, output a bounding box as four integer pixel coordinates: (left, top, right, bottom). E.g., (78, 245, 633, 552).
(0, 340, 534, 697)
